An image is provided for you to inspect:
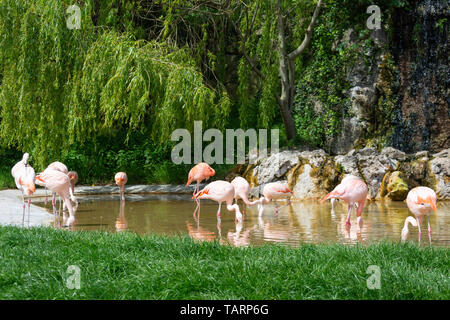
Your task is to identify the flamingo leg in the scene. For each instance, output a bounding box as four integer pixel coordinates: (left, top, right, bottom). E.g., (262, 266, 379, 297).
(52, 193, 57, 220)
(193, 198, 201, 219)
(345, 203, 353, 226)
(192, 182, 199, 197)
(27, 198, 31, 225)
(21, 193, 26, 226)
(427, 215, 431, 245)
(416, 217, 422, 244)
(44, 187, 48, 205)
(217, 202, 222, 220)
(274, 200, 279, 215)
(121, 185, 125, 202)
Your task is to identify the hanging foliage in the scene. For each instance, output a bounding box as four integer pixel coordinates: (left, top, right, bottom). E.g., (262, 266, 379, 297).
(0, 0, 230, 168)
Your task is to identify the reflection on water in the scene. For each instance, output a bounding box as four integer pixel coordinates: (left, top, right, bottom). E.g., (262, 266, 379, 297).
(37, 194, 450, 247)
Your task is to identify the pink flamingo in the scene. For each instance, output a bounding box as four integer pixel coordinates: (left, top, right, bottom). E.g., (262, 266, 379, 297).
(67, 171, 78, 195)
(115, 172, 128, 201)
(401, 216, 418, 242)
(231, 176, 260, 216)
(193, 180, 243, 223)
(257, 182, 293, 216)
(321, 177, 368, 228)
(11, 153, 36, 223)
(404, 186, 437, 244)
(186, 163, 215, 218)
(42, 161, 77, 210)
(328, 175, 360, 214)
(36, 169, 76, 226)
(63, 171, 79, 212)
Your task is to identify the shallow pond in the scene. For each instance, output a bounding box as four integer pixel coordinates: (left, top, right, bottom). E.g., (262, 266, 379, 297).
(37, 194, 450, 247)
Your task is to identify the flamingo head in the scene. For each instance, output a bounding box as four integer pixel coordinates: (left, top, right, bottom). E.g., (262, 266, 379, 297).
(193, 188, 209, 200)
(68, 171, 78, 184)
(401, 226, 409, 242)
(115, 177, 124, 186)
(209, 167, 216, 177)
(417, 195, 437, 213)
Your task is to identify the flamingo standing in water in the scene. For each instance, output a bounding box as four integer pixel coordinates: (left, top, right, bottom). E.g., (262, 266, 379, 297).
(115, 172, 128, 201)
(193, 180, 243, 223)
(328, 175, 360, 214)
(257, 182, 293, 216)
(36, 169, 76, 226)
(11, 153, 36, 223)
(231, 176, 259, 215)
(403, 186, 437, 244)
(63, 171, 79, 212)
(321, 177, 368, 228)
(186, 163, 215, 218)
(42, 161, 77, 211)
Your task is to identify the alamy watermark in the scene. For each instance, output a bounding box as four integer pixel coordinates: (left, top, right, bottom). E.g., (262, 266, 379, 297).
(66, 265, 81, 290)
(171, 121, 279, 165)
(366, 5, 381, 30)
(366, 265, 381, 290)
(66, 5, 81, 30)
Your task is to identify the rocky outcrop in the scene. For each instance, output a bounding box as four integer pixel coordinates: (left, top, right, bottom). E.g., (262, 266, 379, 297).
(227, 147, 450, 201)
(429, 149, 450, 199)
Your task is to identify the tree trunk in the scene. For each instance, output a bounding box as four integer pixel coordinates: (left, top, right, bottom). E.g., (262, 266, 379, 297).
(276, 0, 322, 141)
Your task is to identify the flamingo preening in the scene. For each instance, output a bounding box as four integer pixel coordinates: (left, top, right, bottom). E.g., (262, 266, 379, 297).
(193, 180, 243, 223)
(63, 171, 79, 212)
(115, 172, 128, 201)
(403, 186, 437, 244)
(321, 177, 368, 228)
(257, 182, 293, 216)
(36, 169, 76, 227)
(11, 153, 36, 224)
(41, 161, 77, 213)
(186, 163, 215, 218)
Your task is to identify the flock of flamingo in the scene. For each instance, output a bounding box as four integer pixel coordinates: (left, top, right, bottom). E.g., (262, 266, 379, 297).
(11, 153, 438, 244)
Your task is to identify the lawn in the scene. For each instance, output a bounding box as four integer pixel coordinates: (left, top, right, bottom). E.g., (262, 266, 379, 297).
(0, 226, 448, 299)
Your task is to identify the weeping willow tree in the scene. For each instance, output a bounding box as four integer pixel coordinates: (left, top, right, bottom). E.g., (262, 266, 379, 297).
(0, 0, 230, 168)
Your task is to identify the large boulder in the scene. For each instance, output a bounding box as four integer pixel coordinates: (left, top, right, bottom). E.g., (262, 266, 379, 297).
(429, 148, 450, 199)
(289, 150, 340, 200)
(380, 171, 409, 201)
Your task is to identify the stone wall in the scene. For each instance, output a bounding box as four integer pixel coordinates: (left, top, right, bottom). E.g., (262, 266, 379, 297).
(226, 147, 450, 201)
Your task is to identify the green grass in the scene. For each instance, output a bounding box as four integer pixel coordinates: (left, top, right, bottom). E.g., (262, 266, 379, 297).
(0, 226, 448, 300)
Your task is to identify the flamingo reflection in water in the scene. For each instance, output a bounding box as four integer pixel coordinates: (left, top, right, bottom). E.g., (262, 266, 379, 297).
(115, 200, 128, 232)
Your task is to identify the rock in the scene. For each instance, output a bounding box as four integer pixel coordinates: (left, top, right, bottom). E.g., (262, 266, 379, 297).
(235, 147, 449, 201)
(350, 86, 376, 121)
(385, 171, 409, 200)
(335, 150, 361, 178)
(289, 152, 340, 200)
(292, 164, 322, 199)
(328, 118, 367, 155)
(381, 147, 406, 161)
(357, 149, 390, 199)
(414, 150, 429, 159)
(298, 149, 327, 167)
(429, 148, 450, 199)
(251, 150, 301, 185)
(358, 147, 377, 157)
